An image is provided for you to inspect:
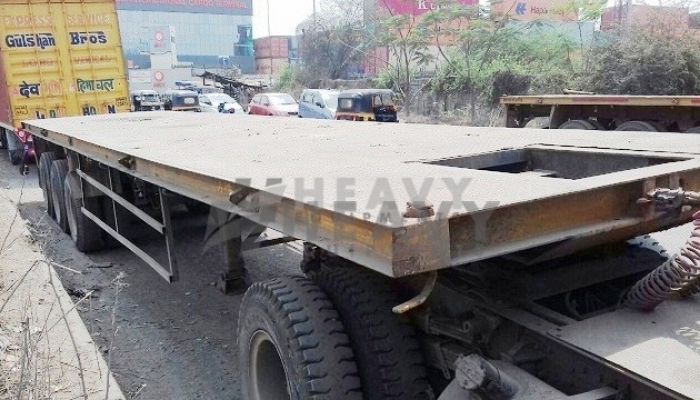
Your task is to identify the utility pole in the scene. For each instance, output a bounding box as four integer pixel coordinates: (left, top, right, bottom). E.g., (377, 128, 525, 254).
(267, 0, 272, 85)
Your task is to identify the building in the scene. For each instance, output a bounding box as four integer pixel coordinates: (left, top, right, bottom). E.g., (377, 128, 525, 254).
(601, 3, 700, 37)
(254, 36, 300, 77)
(115, 0, 254, 73)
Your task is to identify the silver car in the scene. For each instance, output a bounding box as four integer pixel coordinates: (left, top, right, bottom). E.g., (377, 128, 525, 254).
(199, 93, 244, 114)
(298, 89, 339, 119)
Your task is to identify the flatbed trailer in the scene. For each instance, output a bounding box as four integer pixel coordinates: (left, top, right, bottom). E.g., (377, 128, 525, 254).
(23, 112, 700, 400)
(502, 95, 700, 132)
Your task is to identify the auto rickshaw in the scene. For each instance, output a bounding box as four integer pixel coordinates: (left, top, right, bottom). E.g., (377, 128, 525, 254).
(335, 89, 398, 122)
(162, 90, 201, 112)
(130, 90, 163, 111)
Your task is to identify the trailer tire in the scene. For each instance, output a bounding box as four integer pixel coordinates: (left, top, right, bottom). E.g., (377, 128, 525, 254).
(64, 172, 105, 253)
(558, 119, 597, 130)
(5, 131, 22, 165)
(39, 152, 58, 218)
(238, 275, 363, 400)
(309, 266, 435, 400)
(615, 120, 659, 132)
(49, 160, 70, 232)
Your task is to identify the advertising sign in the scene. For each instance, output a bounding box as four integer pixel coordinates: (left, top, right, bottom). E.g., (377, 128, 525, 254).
(150, 26, 174, 54)
(115, 0, 252, 16)
(380, 0, 478, 16)
(491, 0, 578, 22)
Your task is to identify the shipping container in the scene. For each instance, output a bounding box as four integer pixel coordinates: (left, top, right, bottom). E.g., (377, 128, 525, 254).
(254, 36, 290, 60)
(255, 57, 289, 77)
(0, 0, 130, 165)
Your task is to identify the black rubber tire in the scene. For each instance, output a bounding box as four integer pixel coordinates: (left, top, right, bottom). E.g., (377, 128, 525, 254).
(64, 171, 105, 252)
(238, 275, 363, 400)
(523, 117, 550, 129)
(39, 152, 58, 218)
(684, 126, 700, 133)
(49, 159, 70, 232)
(615, 120, 659, 132)
(308, 266, 435, 400)
(5, 131, 22, 165)
(0, 129, 7, 149)
(558, 119, 597, 130)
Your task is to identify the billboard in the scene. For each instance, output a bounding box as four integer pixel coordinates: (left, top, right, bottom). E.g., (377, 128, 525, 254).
(380, 0, 478, 16)
(115, 0, 252, 16)
(491, 0, 578, 22)
(150, 26, 174, 54)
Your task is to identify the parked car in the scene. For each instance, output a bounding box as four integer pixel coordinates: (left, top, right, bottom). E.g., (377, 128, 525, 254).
(162, 90, 200, 112)
(299, 89, 339, 119)
(199, 93, 244, 114)
(248, 93, 298, 117)
(335, 89, 398, 122)
(130, 90, 163, 111)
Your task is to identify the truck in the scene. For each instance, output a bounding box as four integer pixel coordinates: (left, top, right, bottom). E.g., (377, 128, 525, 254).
(501, 95, 700, 132)
(23, 113, 700, 400)
(0, 0, 130, 167)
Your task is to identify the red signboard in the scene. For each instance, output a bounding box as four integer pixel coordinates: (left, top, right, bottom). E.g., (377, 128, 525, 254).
(116, 0, 251, 16)
(379, 0, 478, 16)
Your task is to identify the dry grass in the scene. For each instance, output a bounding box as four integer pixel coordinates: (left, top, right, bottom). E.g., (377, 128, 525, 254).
(0, 264, 125, 400)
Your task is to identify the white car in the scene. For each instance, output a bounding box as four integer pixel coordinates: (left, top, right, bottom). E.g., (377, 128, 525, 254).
(199, 93, 244, 114)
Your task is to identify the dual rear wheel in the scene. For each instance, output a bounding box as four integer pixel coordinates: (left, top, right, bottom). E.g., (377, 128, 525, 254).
(38, 152, 104, 252)
(557, 119, 677, 132)
(238, 270, 435, 400)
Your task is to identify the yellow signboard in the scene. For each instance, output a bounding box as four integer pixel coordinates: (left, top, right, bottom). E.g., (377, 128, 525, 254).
(0, 0, 130, 129)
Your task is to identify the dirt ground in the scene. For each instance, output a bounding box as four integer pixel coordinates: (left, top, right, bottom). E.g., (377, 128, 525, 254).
(1, 153, 302, 399)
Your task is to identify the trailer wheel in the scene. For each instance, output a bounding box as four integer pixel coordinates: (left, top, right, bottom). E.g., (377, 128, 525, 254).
(49, 160, 70, 232)
(39, 152, 58, 218)
(615, 121, 659, 132)
(309, 266, 435, 400)
(64, 171, 105, 252)
(557, 119, 597, 130)
(5, 131, 22, 165)
(238, 276, 363, 400)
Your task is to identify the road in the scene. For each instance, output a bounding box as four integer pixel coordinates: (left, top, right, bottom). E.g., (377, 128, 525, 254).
(0, 152, 302, 399)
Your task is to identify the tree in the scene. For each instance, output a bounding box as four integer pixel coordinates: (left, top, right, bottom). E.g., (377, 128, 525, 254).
(581, 27, 700, 95)
(296, 0, 368, 83)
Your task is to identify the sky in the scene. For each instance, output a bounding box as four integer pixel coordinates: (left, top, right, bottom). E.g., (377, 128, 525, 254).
(249, 0, 700, 38)
(252, 0, 317, 38)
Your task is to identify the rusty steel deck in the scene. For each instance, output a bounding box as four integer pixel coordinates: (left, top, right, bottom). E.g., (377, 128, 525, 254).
(23, 112, 700, 277)
(501, 94, 700, 107)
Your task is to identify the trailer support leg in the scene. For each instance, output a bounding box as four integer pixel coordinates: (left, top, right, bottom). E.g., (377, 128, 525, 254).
(217, 213, 249, 294)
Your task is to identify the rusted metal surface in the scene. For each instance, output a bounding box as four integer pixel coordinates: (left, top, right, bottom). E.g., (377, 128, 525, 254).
(23, 112, 700, 277)
(501, 95, 700, 107)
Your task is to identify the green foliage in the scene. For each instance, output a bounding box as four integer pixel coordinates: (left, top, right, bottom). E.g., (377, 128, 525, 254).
(580, 29, 700, 95)
(275, 65, 299, 92)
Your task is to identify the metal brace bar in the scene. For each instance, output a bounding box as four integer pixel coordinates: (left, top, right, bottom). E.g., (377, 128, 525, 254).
(81, 207, 173, 282)
(106, 166, 119, 233)
(77, 169, 164, 234)
(568, 387, 619, 400)
(159, 188, 179, 282)
(242, 236, 296, 251)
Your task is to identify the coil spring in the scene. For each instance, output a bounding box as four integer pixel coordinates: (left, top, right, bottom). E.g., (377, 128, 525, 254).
(626, 211, 700, 311)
